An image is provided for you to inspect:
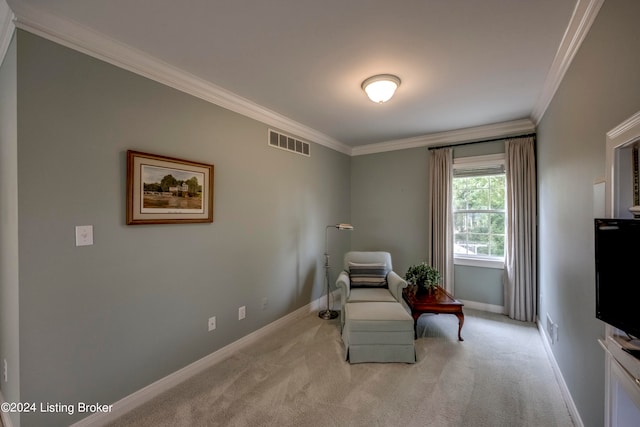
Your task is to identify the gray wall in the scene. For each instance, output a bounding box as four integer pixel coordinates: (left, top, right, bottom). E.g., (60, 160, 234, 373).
(0, 34, 20, 427)
(350, 147, 429, 275)
(454, 266, 503, 306)
(537, 1, 640, 426)
(12, 31, 350, 426)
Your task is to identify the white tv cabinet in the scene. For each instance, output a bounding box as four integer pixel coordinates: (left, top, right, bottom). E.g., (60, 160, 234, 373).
(600, 335, 640, 427)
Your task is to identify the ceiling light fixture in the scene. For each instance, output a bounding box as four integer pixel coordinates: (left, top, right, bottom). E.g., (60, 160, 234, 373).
(361, 74, 401, 104)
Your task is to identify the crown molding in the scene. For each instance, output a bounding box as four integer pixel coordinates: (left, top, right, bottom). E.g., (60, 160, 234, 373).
(8, 1, 352, 156)
(0, 0, 15, 64)
(530, 0, 604, 124)
(351, 119, 535, 156)
(606, 110, 640, 142)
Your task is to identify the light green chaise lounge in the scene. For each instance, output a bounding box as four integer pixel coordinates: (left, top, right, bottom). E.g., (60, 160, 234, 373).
(337, 251, 416, 363)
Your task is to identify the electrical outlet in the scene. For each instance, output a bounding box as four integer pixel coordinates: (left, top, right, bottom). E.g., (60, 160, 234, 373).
(239, 306, 246, 320)
(546, 313, 555, 344)
(208, 316, 216, 332)
(262, 298, 268, 310)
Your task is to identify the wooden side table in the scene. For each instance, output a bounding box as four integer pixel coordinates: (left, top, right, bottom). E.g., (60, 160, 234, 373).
(402, 285, 465, 341)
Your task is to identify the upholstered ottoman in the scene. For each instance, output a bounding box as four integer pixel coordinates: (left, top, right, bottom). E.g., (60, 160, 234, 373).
(342, 302, 416, 363)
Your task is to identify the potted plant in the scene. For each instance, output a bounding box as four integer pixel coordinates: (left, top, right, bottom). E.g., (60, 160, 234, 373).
(405, 262, 441, 294)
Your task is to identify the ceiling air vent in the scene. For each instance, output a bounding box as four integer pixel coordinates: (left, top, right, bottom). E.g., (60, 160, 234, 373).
(268, 129, 310, 157)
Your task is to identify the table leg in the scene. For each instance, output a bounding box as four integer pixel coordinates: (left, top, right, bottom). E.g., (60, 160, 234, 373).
(455, 312, 464, 341)
(412, 313, 420, 339)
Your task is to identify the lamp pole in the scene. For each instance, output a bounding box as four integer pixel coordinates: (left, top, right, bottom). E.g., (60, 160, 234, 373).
(319, 224, 353, 320)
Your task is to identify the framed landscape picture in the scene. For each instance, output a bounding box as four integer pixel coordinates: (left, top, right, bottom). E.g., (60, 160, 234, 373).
(126, 150, 214, 225)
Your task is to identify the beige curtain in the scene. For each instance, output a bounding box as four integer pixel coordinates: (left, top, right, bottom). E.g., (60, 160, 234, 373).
(428, 148, 454, 294)
(504, 136, 537, 322)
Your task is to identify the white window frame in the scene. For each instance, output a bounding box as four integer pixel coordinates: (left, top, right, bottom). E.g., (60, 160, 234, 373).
(452, 154, 506, 270)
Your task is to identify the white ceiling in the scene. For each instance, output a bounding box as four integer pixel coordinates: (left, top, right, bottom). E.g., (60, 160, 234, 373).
(7, 0, 580, 148)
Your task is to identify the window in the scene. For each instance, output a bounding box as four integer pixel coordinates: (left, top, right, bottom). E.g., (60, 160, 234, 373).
(452, 154, 506, 267)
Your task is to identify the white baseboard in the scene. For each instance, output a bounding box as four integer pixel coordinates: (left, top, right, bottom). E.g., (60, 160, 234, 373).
(537, 321, 585, 427)
(458, 299, 505, 314)
(71, 293, 331, 427)
(0, 389, 15, 427)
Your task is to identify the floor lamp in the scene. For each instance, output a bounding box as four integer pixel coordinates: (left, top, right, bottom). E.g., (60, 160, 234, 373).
(319, 223, 354, 320)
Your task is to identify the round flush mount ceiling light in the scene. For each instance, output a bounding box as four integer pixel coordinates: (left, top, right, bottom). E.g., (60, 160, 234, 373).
(361, 74, 401, 103)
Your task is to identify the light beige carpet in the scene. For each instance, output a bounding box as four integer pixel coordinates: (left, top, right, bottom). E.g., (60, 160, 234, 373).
(108, 308, 574, 427)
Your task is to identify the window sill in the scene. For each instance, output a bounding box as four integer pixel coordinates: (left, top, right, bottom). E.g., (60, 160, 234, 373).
(454, 256, 504, 269)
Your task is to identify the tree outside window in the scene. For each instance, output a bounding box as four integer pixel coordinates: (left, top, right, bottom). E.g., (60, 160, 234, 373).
(453, 173, 505, 258)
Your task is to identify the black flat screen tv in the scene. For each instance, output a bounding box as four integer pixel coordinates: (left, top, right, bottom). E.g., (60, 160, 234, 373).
(594, 218, 640, 339)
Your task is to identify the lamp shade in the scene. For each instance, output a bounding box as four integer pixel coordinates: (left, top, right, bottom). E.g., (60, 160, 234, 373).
(362, 74, 401, 103)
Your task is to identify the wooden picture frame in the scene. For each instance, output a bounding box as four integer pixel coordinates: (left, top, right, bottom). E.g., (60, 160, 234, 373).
(126, 150, 214, 225)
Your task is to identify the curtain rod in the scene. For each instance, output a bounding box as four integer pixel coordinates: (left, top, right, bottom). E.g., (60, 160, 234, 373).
(427, 132, 536, 151)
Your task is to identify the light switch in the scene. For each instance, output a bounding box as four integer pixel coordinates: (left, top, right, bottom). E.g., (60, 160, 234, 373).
(75, 225, 94, 246)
